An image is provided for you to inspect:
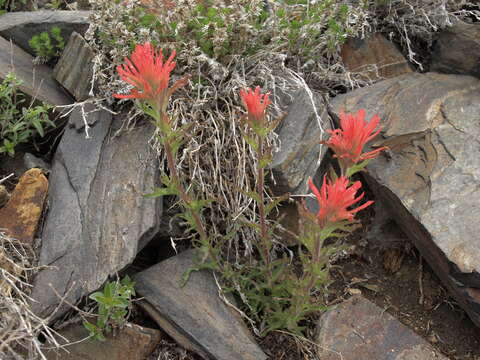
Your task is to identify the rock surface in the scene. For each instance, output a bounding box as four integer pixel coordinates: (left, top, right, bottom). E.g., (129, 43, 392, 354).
(134, 249, 267, 360)
(0, 10, 91, 56)
(316, 296, 447, 360)
(340, 33, 412, 81)
(0, 168, 48, 246)
(270, 88, 331, 195)
(31, 106, 162, 319)
(54, 31, 94, 101)
(44, 323, 161, 360)
(0, 35, 72, 106)
(331, 72, 480, 327)
(431, 21, 480, 78)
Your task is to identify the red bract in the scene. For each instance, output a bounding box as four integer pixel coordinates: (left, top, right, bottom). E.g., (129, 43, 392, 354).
(240, 86, 271, 128)
(323, 109, 387, 169)
(308, 176, 373, 228)
(114, 42, 176, 111)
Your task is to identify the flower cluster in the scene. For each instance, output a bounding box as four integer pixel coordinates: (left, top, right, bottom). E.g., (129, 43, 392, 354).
(323, 109, 387, 173)
(239, 86, 271, 131)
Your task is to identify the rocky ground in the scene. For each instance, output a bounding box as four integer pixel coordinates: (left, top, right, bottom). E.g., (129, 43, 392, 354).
(0, 2, 480, 360)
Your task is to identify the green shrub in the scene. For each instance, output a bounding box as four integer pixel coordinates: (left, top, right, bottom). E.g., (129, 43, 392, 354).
(83, 276, 135, 341)
(28, 26, 65, 63)
(0, 72, 55, 157)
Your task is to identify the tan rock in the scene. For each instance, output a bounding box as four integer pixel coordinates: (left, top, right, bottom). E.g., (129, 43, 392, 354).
(0, 168, 48, 245)
(340, 33, 412, 81)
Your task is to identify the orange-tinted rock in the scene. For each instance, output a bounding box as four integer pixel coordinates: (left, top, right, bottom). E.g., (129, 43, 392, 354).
(340, 33, 412, 81)
(0, 168, 48, 245)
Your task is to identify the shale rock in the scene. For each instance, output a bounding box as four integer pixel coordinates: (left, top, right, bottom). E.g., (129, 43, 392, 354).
(0, 35, 72, 105)
(431, 21, 480, 78)
(270, 88, 331, 195)
(331, 72, 480, 327)
(31, 105, 162, 319)
(134, 249, 267, 360)
(0, 11, 91, 56)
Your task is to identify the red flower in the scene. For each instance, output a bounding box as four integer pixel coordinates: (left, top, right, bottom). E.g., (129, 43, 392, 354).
(323, 109, 387, 170)
(308, 176, 373, 228)
(114, 42, 177, 111)
(240, 86, 271, 128)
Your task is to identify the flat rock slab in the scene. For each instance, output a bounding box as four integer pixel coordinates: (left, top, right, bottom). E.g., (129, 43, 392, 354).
(270, 88, 331, 195)
(340, 33, 412, 81)
(331, 72, 480, 327)
(0, 10, 91, 56)
(0, 168, 48, 246)
(134, 249, 267, 360)
(317, 296, 447, 360)
(54, 31, 94, 101)
(0, 35, 72, 105)
(431, 21, 480, 78)
(44, 323, 161, 360)
(31, 105, 162, 319)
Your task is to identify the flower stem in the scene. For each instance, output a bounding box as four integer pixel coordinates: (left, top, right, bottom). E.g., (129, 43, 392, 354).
(256, 137, 271, 271)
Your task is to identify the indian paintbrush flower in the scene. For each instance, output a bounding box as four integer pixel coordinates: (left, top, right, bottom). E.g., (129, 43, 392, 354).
(323, 109, 387, 173)
(308, 176, 373, 228)
(114, 42, 187, 116)
(239, 86, 271, 134)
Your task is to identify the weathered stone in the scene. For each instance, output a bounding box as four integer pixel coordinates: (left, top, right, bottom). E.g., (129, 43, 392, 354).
(54, 32, 94, 101)
(0, 11, 91, 56)
(340, 33, 412, 81)
(431, 21, 480, 78)
(331, 72, 480, 327)
(0, 168, 48, 246)
(316, 296, 447, 360)
(31, 105, 163, 319)
(0, 35, 72, 105)
(270, 89, 331, 195)
(44, 323, 162, 360)
(134, 249, 267, 360)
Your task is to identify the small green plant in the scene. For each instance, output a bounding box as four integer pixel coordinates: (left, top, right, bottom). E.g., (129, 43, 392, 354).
(83, 276, 135, 341)
(0, 72, 55, 156)
(28, 26, 65, 63)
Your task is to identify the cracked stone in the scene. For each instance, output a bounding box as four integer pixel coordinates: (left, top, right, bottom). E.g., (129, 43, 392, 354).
(331, 72, 480, 327)
(30, 105, 163, 319)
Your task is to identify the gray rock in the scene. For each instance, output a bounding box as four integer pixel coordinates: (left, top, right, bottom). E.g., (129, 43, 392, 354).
(431, 21, 480, 78)
(31, 105, 162, 319)
(270, 89, 331, 195)
(0, 11, 91, 56)
(316, 296, 447, 360)
(340, 33, 412, 81)
(54, 31, 94, 101)
(44, 323, 162, 360)
(134, 249, 267, 360)
(23, 153, 51, 173)
(331, 72, 480, 327)
(0, 35, 72, 105)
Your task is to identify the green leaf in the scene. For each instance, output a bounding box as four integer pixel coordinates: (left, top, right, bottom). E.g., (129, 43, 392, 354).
(144, 186, 178, 198)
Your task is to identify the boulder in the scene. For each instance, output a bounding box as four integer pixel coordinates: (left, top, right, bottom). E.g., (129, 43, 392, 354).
(270, 88, 331, 195)
(431, 21, 480, 78)
(134, 249, 267, 360)
(0, 10, 91, 56)
(54, 31, 94, 101)
(0, 35, 72, 105)
(331, 72, 480, 327)
(316, 296, 447, 360)
(340, 33, 412, 81)
(31, 105, 163, 319)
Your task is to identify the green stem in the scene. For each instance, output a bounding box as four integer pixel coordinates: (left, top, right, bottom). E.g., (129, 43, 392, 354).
(256, 137, 271, 272)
